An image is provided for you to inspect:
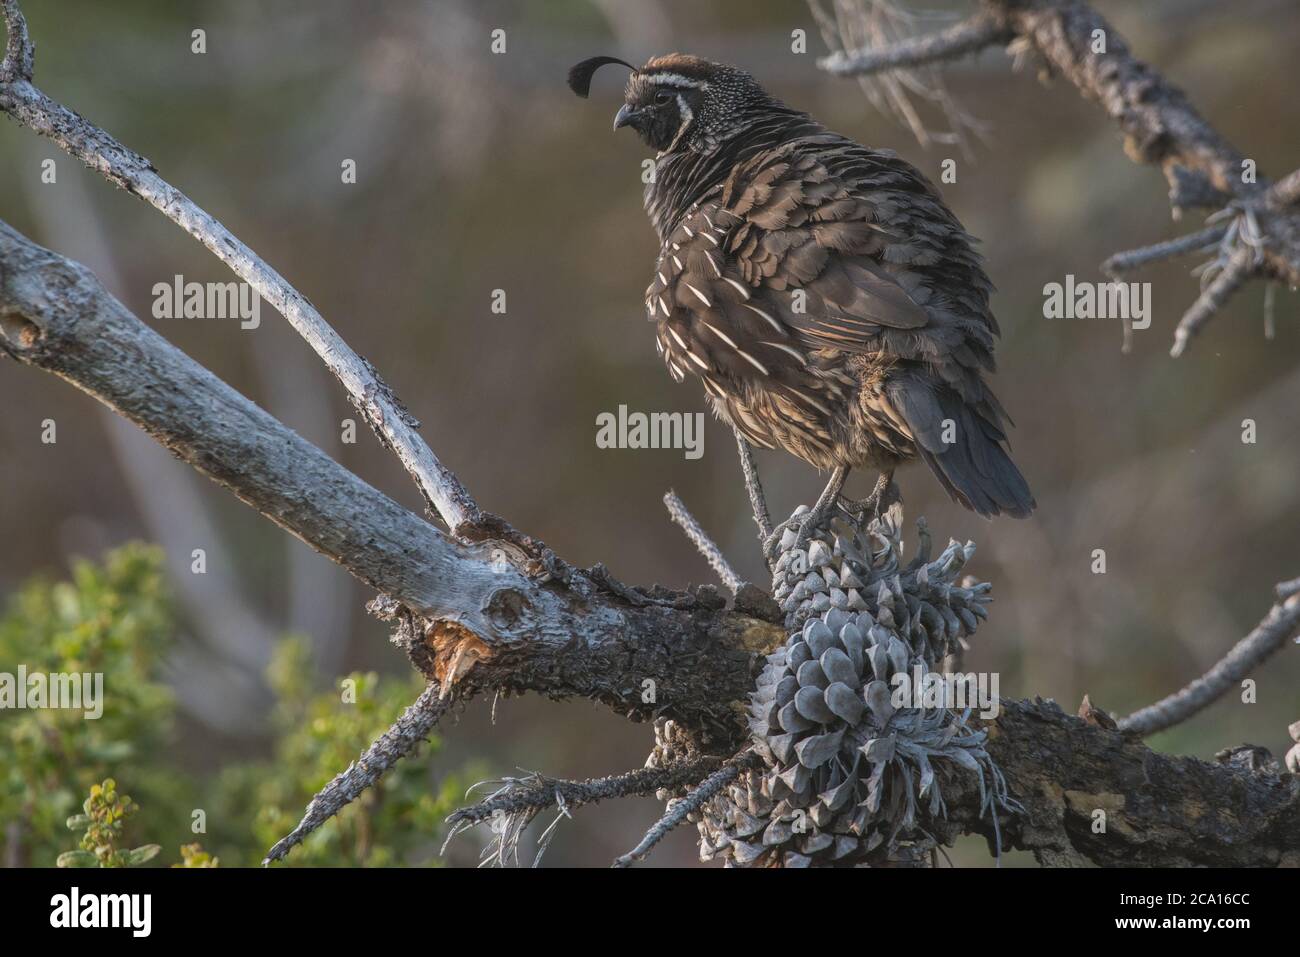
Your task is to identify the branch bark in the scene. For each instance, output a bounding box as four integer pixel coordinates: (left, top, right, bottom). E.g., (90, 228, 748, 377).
(997, 0, 1256, 213)
(0, 220, 784, 748)
(0, 0, 477, 528)
(944, 699, 1300, 867)
(818, 10, 1010, 76)
(1119, 578, 1300, 738)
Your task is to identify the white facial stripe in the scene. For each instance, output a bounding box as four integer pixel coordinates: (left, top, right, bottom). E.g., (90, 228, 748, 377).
(663, 94, 694, 154)
(645, 72, 707, 90)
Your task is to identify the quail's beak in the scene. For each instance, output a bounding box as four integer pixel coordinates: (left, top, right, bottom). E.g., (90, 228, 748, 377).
(613, 103, 638, 131)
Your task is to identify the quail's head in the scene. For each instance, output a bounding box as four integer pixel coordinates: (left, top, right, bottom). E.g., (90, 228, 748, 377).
(568, 53, 769, 153)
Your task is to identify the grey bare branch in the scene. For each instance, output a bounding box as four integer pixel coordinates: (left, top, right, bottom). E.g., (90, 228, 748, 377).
(612, 750, 761, 868)
(664, 490, 743, 594)
(446, 756, 724, 830)
(812, 0, 1300, 353)
(1119, 579, 1300, 738)
(441, 756, 725, 866)
(264, 684, 449, 864)
(0, 219, 783, 731)
(0, 0, 478, 529)
(1101, 224, 1229, 278)
(817, 10, 1009, 76)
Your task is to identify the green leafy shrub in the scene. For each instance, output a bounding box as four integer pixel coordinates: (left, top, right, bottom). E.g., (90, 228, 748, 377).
(1, 544, 466, 867)
(0, 545, 178, 866)
(57, 778, 161, 868)
(173, 842, 219, 868)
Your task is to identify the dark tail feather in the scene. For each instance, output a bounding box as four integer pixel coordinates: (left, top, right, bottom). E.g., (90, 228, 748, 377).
(888, 377, 1035, 519)
(918, 441, 1035, 518)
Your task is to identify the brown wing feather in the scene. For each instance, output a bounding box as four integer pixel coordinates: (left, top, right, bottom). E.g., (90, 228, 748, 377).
(722, 139, 937, 353)
(721, 136, 1007, 431)
(645, 194, 847, 464)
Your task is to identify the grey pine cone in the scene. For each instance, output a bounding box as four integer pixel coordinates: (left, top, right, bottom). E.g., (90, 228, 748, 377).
(689, 504, 1015, 867)
(771, 503, 989, 663)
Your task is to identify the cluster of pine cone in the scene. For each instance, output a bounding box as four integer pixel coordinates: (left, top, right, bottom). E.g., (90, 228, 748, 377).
(674, 504, 1015, 867)
(771, 503, 991, 661)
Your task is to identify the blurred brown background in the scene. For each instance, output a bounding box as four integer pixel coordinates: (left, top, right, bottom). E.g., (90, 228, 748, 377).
(1, 0, 1298, 866)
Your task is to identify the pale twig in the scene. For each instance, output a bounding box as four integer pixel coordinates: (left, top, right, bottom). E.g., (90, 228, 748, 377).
(612, 750, 760, 868)
(1264, 282, 1277, 340)
(809, 0, 994, 155)
(817, 10, 1008, 76)
(1170, 245, 1255, 357)
(443, 756, 724, 867)
(0, 0, 478, 529)
(1101, 223, 1229, 278)
(0, 0, 32, 82)
(264, 684, 448, 864)
(446, 757, 724, 829)
(663, 490, 742, 593)
(1119, 578, 1300, 737)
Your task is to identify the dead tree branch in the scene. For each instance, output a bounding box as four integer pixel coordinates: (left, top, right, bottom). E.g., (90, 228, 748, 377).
(817, 10, 1010, 76)
(264, 685, 448, 864)
(1102, 223, 1228, 278)
(0, 221, 785, 740)
(0, 0, 478, 528)
(1119, 577, 1300, 738)
(664, 490, 742, 593)
(446, 756, 725, 832)
(613, 751, 761, 868)
(999, 0, 1256, 213)
(1171, 245, 1257, 357)
(442, 756, 726, 866)
(808, 0, 995, 154)
(814, 0, 1300, 353)
(948, 699, 1300, 867)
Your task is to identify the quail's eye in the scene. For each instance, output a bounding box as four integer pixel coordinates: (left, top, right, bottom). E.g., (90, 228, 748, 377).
(653, 91, 673, 106)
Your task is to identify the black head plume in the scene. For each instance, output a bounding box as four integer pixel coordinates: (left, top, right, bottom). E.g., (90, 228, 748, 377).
(567, 56, 638, 98)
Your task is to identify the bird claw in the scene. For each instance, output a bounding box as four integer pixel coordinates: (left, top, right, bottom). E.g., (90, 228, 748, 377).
(840, 473, 896, 527)
(840, 492, 884, 524)
(762, 518, 797, 567)
(763, 502, 833, 566)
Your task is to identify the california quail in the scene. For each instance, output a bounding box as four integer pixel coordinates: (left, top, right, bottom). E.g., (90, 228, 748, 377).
(570, 54, 1035, 555)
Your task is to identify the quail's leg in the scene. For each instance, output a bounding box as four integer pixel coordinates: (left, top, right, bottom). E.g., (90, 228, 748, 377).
(842, 469, 896, 523)
(763, 466, 850, 564)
